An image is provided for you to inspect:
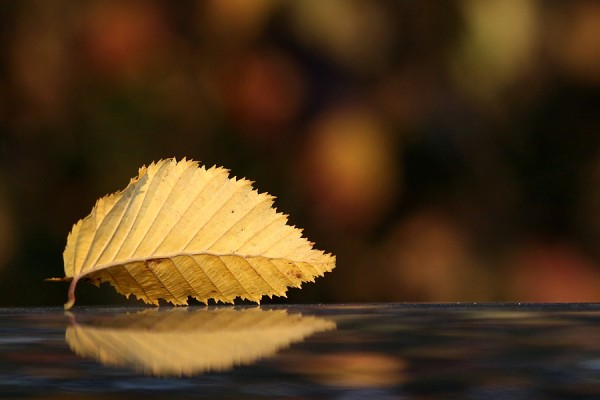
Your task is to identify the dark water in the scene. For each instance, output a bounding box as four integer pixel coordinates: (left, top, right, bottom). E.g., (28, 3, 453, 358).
(1, 304, 600, 399)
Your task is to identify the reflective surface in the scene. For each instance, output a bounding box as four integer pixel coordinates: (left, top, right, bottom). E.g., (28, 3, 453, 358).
(2, 304, 600, 399)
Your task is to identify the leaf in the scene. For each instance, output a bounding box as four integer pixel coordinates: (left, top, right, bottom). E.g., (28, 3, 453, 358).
(58, 158, 335, 309)
(66, 308, 335, 376)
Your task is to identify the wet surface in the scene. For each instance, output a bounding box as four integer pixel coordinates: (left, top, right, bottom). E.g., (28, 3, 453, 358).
(2, 303, 600, 399)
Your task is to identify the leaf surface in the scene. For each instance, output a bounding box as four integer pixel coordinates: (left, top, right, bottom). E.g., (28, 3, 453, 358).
(66, 308, 335, 376)
(60, 158, 335, 309)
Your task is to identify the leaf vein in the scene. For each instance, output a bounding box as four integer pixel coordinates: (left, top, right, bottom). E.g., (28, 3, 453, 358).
(188, 255, 227, 301)
(129, 161, 183, 256)
(239, 257, 279, 295)
(150, 167, 217, 253)
(145, 261, 182, 304)
(204, 193, 258, 252)
(168, 257, 197, 299)
(84, 176, 146, 271)
(183, 183, 239, 251)
(216, 255, 252, 301)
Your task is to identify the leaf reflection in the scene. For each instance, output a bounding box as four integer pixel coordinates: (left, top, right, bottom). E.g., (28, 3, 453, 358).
(65, 307, 335, 377)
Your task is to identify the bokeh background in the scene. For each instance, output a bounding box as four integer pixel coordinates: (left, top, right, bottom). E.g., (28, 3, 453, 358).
(0, 0, 599, 306)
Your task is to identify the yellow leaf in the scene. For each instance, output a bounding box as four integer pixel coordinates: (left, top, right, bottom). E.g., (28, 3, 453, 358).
(66, 308, 335, 376)
(58, 158, 335, 309)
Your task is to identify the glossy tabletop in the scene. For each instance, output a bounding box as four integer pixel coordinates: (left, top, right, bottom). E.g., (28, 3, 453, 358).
(2, 303, 600, 399)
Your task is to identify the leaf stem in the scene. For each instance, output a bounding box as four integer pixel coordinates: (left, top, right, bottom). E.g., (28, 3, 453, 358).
(64, 277, 78, 310)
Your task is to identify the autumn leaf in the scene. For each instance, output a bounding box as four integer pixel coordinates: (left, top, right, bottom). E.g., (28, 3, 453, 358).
(55, 158, 335, 309)
(66, 308, 335, 376)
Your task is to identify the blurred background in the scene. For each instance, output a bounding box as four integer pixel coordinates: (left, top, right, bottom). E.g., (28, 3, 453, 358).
(0, 0, 599, 306)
